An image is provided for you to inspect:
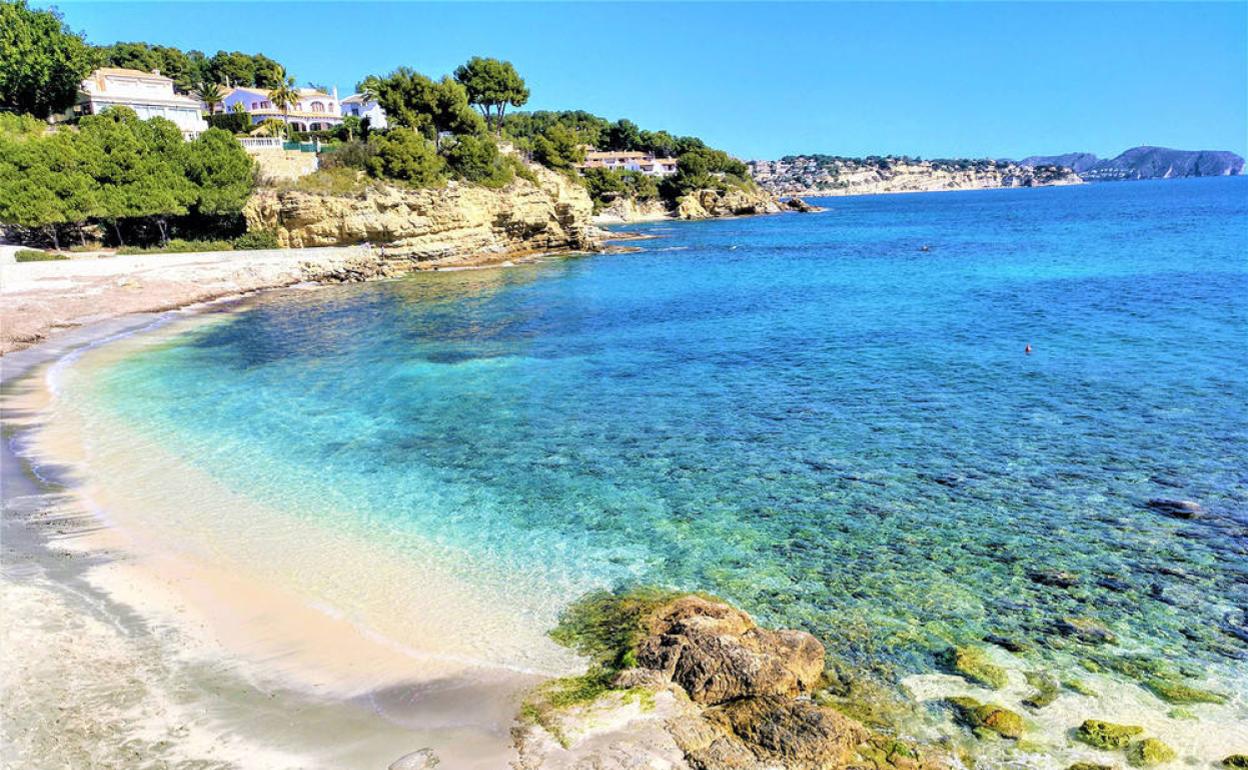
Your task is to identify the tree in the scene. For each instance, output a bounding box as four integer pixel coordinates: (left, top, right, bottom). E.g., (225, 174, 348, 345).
(442, 133, 513, 187)
(452, 57, 529, 132)
(532, 123, 584, 172)
(250, 54, 284, 89)
(374, 68, 483, 145)
(194, 79, 226, 115)
(605, 119, 641, 152)
(367, 127, 445, 187)
(208, 50, 255, 88)
(0, 0, 93, 118)
(268, 72, 300, 137)
(183, 127, 254, 215)
(356, 75, 382, 104)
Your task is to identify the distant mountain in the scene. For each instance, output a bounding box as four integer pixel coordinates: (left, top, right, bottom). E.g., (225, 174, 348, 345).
(1016, 146, 1244, 181)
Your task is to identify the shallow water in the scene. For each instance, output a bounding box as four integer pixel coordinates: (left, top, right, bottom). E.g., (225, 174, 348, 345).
(65, 178, 1247, 761)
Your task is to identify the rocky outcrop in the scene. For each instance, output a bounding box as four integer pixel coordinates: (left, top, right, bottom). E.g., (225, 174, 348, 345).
(783, 197, 824, 213)
(244, 163, 602, 270)
(676, 188, 783, 220)
(513, 593, 944, 770)
(593, 196, 671, 224)
(747, 156, 1082, 197)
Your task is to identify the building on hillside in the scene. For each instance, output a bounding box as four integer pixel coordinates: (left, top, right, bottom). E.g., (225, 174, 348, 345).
(75, 68, 208, 139)
(220, 86, 344, 131)
(339, 94, 388, 129)
(578, 150, 678, 177)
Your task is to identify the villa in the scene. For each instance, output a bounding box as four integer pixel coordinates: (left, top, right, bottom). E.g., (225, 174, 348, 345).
(220, 86, 344, 132)
(579, 150, 678, 177)
(75, 68, 208, 139)
(340, 93, 388, 129)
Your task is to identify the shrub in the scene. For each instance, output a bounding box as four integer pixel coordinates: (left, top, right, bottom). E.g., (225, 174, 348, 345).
(232, 230, 279, 250)
(205, 111, 252, 134)
(319, 139, 377, 172)
(116, 238, 235, 255)
(280, 166, 373, 197)
(366, 128, 445, 187)
(443, 133, 514, 187)
(15, 249, 67, 262)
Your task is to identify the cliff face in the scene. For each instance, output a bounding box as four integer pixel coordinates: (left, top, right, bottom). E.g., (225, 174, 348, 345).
(675, 187, 783, 219)
(244, 164, 602, 269)
(748, 156, 1082, 197)
(1018, 146, 1245, 180)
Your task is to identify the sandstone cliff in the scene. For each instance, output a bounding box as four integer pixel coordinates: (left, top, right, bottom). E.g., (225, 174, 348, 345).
(748, 156, 1082, 197)
(244, 164, 602, 270)
(675, 187, 783, 220)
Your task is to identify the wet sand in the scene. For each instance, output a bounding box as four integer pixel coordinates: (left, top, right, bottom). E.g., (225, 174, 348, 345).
(0, 303, 571, 769)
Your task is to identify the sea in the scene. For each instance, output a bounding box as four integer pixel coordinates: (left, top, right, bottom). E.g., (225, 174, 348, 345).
(51, 177, 1248, 764)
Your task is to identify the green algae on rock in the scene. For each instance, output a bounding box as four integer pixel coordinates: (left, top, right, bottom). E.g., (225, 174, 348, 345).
(942, 646, 1008, 689)
(1223, 756, 1248, 769)
(1126, 738, 1175, 767)
(1062, 678, 1098, 697)
(1056, 617, 1118, 645)
(1022, 671, 1060, 709)
(944, 697, 1025, 740)
(1067, 764, 1114, 770)
(1075, 719, 1144, 750)
(1143, 677, 1228, 705)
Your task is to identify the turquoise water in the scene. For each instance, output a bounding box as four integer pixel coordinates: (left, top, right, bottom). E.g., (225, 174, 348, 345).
(83, 179, 1245, 742)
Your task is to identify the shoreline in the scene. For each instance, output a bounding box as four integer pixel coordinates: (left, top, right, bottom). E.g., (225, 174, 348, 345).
(0, 301, 576, 769)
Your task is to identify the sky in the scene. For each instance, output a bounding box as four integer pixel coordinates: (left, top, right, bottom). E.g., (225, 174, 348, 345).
(42, 1, 1248, 161)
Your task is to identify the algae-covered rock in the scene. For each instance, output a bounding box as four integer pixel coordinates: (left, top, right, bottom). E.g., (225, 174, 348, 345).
(1062, 678, 1098, 697)
(1126, 737, 1175, 767)
(1022, 671, 1060, 709)
(944, 697, 1024, 740)
(942, 646, 1008, 689)
(1143, 677, 1228, 705)
(689, 695, 870, 770)
(1056, 617, 1118, 645)
(1067, 764, 1113, 770)
(1222, 756, 1248, 769)
(1075, 719, 1144, 749)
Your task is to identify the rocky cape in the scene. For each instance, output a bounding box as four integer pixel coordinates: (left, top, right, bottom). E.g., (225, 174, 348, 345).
(593, 187, 787, 225)
(747, 156, 1081, 198)
(1017, 146, 1246, 181)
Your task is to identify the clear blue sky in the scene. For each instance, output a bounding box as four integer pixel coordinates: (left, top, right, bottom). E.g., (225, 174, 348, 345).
(45, 1, 1248, 161)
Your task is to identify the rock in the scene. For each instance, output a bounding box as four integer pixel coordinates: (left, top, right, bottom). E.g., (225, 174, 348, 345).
(635, 595, 825, 705)
(1143, 677, 1228, 705)
(675, 188, 782, 220)
(1075, 719, 1144, 750)
(1126, 738, 1176, 767)
(983, 634, 1030, 654)
(1067, 764, 1114, 770)
(944, 697, 1025, 740)
(1028, 569, 1079, 588)
(1146, 499, 1202, 519)
(1055, 617, 1118, 645)
(389, 748, 440, 769)
(1223, 756, 1248, 769)
(941, 646, 1008, 689)
(782, 197, 823, 213)
(1062, 678, 1098, 697)
(676, 695, 869, 770)
(1022, 671, 1060, 709)
(244, 162, 602, 267)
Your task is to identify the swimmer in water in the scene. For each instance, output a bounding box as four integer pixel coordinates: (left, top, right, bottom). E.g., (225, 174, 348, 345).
(1025, 344, 1032, 354)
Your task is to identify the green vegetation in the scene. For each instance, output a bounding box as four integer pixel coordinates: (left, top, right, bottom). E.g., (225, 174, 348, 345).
(944, 697, 1024, 740)
(582, 167, 659, 211)
(453, 56, 528, 132)
(941, 646, 1008, 689)
(0, 107, 254, 248)
(366, 128, 446, 187)
(548, 586, 685, 671)
(115, 230, 277, 254)
(1126, 738, 1175, 767)
(1143, 677, 1228, 705)
(1224, 756, 1248, 769)
(1021, 670, 1060, 709)
(0, 0, 94, 118)
(15, 249, 67, 262)
(1075, 719, 1144, 750)
(94, 42, 285, 91)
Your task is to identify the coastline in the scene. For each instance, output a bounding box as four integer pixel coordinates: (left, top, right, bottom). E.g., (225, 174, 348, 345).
(0, 298, 577, 769)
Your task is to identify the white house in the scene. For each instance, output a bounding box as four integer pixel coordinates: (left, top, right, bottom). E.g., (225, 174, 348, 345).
(220, 86, 344, 132)
(340, 93, 388, 129)
(579, 150, 678, 177)
(77, 68, 208, 139)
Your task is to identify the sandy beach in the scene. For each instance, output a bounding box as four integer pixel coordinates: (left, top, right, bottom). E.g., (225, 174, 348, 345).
(0, 287, 578, 769)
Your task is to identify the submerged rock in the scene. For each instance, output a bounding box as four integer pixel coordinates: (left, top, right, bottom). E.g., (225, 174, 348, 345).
(1126, 737, 1176, 767)
(944, 697, 1025, 740)
(983, 634, 1030, 654)
(1022, 671, 1060, 709)
(680, 695, 869, 770)
(635, 595, 825, 705)
(1067, 764, 1114, 770)
(1146, 499, 1203, 519)
(942, 646, 1008, 689)
(1075, 719, 1144, 749)
(1143, 677, 1228, 705)
(1223, 756, 1248, 769)
(1028, 569, 1079, 588)
(1055, 617, 1118, 645)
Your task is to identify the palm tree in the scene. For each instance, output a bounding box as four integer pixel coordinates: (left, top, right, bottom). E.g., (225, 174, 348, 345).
(194, 80, 227, 116)
(358, 75, 382, 105)
(268, 73, 300, 137)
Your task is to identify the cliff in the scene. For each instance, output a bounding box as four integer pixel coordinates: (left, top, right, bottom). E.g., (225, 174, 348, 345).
(748, 156, 1081, 197)
(1019, 146, 1245, 181)
(675, 187, 783, 219)
(244, 163, 602, 270)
